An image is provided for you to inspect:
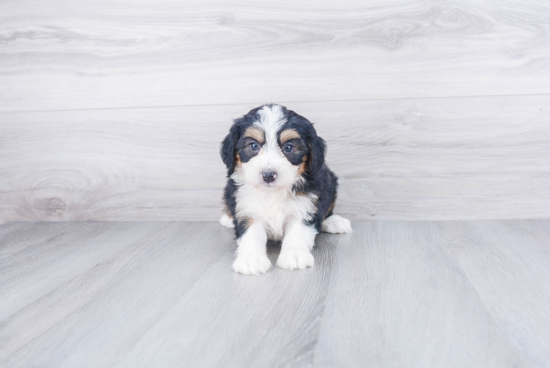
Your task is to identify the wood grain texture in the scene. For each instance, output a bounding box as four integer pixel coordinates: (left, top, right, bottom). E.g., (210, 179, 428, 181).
(1, 220, 550, 367)
(443, 221, 550, 367)
(1, 96, 549, 221)
(312, 221, 530, 367)
(0, 221, 335, 368)
(1, 0, 550, 111)
(0, 222, 236, 367)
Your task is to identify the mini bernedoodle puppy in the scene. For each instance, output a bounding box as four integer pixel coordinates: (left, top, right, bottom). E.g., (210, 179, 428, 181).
(220, 104, 351, 275)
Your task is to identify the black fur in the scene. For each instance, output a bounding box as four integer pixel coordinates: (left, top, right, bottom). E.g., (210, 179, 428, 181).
(301, 164, 338, 231)
(280, 138, 306, 165)
(220, 106, 266, 237)
(223, 177, 250, 238)
(220, 106, 263, 176)
(281, 110, 327, 177)
(221, 104, 339, 237)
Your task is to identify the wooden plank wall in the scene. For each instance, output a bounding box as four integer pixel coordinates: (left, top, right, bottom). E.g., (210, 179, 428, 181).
(1, 0, 549, 221)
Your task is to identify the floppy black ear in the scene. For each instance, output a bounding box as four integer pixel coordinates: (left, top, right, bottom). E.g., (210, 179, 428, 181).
(308, 134, 326, 177)
(220, 122, 241, 175)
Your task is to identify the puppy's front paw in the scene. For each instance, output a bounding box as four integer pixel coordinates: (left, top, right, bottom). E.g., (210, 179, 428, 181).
(276, 249, 314, 270)
(232, 254, 271, 275)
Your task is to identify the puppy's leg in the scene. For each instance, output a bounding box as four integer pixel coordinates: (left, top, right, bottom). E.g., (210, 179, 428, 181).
(219, 213, 235, 228)
(232, 221, 271, 275)
(276, 219, 317, 270)
(321, 215, 352, 234)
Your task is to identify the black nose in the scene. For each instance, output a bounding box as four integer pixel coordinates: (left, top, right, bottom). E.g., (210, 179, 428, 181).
(262, 171, 277, 183)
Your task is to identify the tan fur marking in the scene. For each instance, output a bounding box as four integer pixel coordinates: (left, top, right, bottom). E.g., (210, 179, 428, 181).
(326, 196, 337, 219)
(223, 206, 233, 218)
(297, 155, 307, 175)
(279, 128, 300, 143)
(235, 215, 253, 232)
(235, 154, 242, 168)
(244, 127, 265, 143)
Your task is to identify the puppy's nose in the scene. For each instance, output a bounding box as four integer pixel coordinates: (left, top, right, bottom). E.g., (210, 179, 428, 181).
(262, 171, 277, 183)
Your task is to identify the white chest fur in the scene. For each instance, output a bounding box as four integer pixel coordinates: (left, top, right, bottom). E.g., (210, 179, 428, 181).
(234, 183, 316, 240)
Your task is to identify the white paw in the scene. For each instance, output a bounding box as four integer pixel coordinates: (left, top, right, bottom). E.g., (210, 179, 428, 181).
(232, 254, 271, 275)
(321, 215, 352, 234)
(276, 249, 314, 270)
(219, 214, 235, 228)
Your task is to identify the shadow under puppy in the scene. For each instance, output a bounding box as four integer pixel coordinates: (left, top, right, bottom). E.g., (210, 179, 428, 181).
(220, 104, 351, 275)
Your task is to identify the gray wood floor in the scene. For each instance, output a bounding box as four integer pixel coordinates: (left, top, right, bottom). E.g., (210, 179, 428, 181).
(1, 221, 549, 368)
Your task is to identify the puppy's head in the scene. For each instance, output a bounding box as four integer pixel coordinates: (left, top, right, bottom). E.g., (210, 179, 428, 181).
(220, 104, 326, 190)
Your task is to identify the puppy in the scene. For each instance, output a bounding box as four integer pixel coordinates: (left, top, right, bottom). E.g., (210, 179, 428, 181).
(220, 104, 351, 275)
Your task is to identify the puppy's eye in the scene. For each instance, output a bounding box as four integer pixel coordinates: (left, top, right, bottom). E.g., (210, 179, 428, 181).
(283, 143, 294, 153)
(250, 142, 259, 151)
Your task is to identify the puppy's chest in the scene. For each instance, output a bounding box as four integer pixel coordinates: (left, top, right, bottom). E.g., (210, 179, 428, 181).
(236, 187, 315, 239)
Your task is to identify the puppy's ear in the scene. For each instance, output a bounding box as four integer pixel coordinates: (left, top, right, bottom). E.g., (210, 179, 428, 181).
(308, 134, 326, 177)
(220, 121, 241, 175)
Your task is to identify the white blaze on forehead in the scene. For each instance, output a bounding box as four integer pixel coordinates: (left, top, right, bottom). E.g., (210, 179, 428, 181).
(237, 104, 302, 190)
(254, 105, 286, 151)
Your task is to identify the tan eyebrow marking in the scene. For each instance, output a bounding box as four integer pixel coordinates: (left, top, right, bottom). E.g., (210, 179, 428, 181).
(243, 127, 265, 143)
(279, 128, 300, 143)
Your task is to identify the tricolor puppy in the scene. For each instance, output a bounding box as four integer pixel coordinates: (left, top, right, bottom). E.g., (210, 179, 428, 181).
(220, 104, 351, 275)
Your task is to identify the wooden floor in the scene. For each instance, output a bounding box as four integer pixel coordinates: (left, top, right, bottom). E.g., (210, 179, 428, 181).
(1, 221, 549, 367)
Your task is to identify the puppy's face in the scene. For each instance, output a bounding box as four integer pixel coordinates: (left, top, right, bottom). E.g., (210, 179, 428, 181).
(221, 104, 326, 190)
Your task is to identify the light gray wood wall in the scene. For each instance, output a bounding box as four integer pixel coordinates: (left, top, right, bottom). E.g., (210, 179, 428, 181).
(1, 0, 549, 221)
